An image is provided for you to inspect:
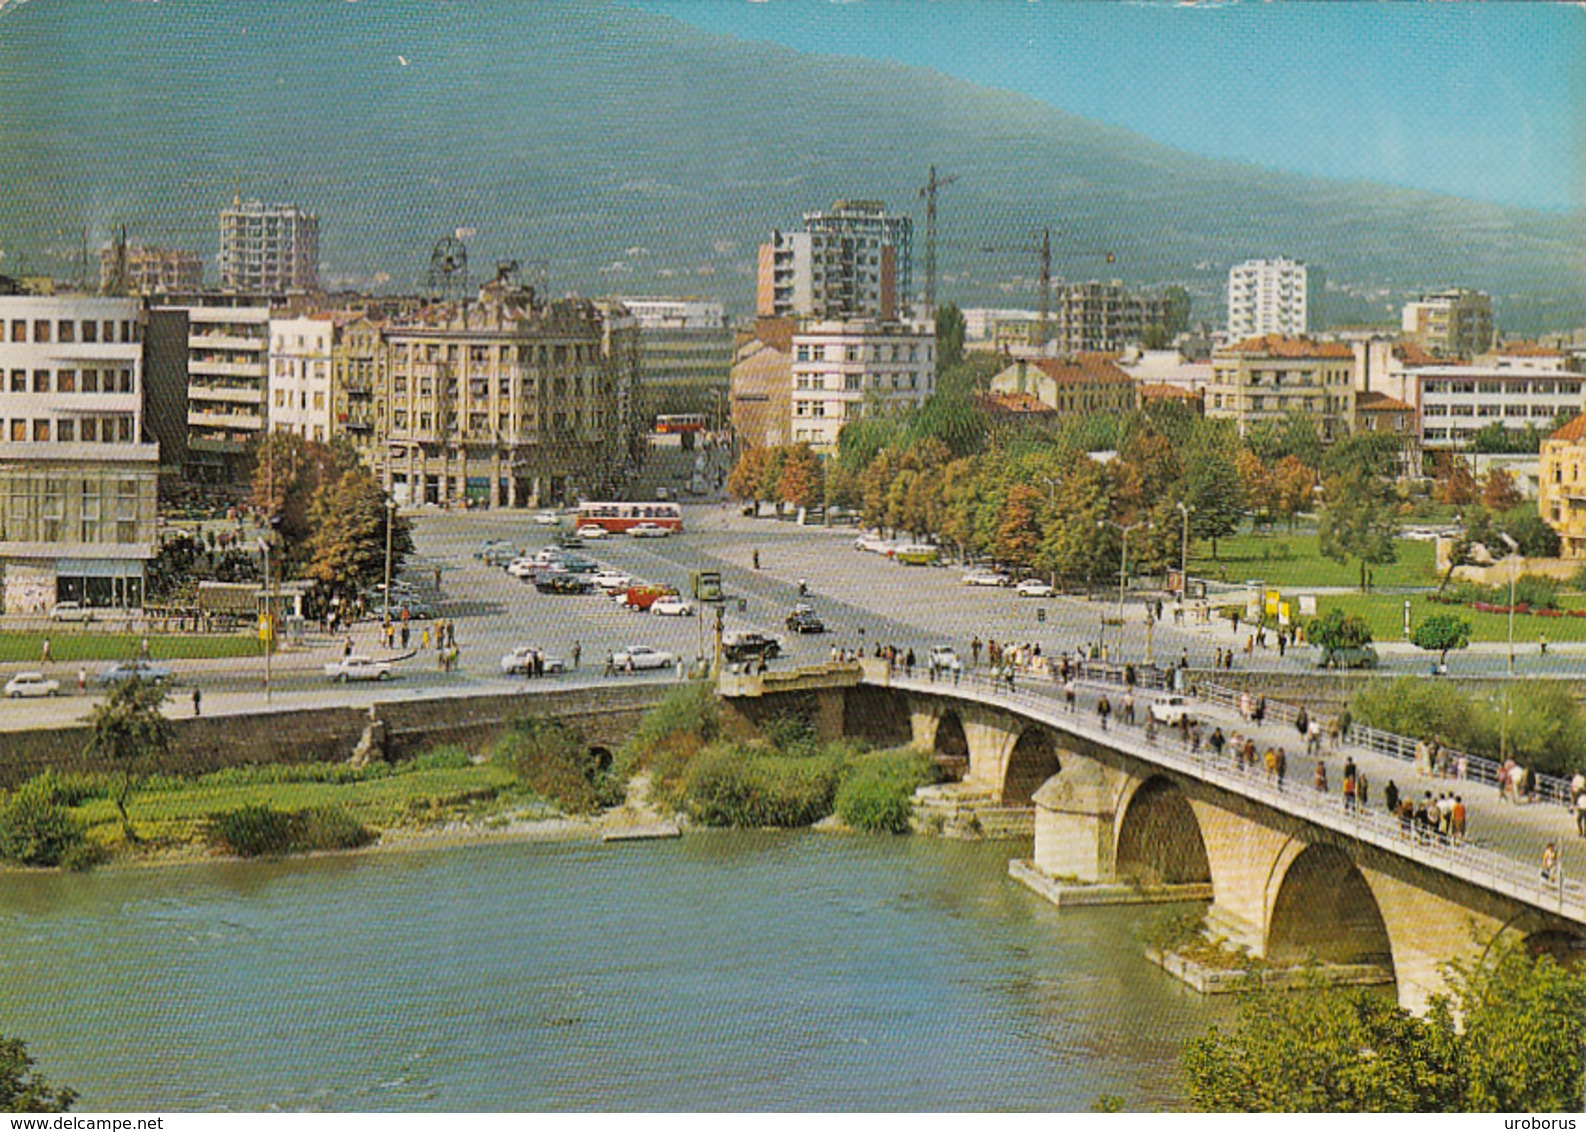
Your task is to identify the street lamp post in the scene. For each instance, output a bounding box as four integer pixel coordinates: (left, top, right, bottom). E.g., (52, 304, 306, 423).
(1098, 518, 1151, 659)
(259, 534, 272, 704)
(1176, 501, 1194, 598)
(1499, 532, 1519, 765)
(382, 497, 396, 628)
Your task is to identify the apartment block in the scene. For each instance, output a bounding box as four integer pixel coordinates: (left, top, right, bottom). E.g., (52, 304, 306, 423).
(790, 319, 934, 451)
(757, 201, 910, 321)
(268, 315, 335, 443)
(331, 315, 385, 467)
(219, 198, 320, 292)
(1400, 288, 1493, 357)
(1227, 257, 1312, 339)
(614, 297, 734, 425)
(98, 244, 205, 295)
(0, 293, 159, 613)
(1206, 335, 1355, 441)
(1050, 281, 1170, 354)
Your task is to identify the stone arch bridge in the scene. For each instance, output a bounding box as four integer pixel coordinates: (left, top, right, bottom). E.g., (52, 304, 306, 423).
(719, 662, 1586, 1013)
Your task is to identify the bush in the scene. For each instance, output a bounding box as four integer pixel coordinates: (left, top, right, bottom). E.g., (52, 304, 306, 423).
(1352, 677, 1586, 776)
(619, 682, 722, 802)
(203, 803, 374, 857)
(493, 716, 623, 814)
(18, 769, 111, 808)
(0, 781, 86, 867)
(836, 748, 938, 834)
(681, 742, 842, 828)
(1513, 574, 1561, 611)
(759, 714, 820, 758)
(407, 745, 473, 771)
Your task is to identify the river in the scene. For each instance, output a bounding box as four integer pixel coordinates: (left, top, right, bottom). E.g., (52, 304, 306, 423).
(0, 833, 1228, 1111)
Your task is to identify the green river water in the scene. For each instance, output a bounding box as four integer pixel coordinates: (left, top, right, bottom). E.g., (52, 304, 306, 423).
(0, 832, 1228, 1110)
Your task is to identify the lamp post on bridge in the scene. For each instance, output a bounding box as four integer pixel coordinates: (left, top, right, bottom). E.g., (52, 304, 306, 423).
(1098, 517, 1151, 661)
(1176, 501, 1194, 599)
(1499, 532, 1519, 766)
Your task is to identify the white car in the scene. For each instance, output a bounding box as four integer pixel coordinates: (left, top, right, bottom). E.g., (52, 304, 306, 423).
(928, 647, 962, 674)
(628, 522, 670, 538)
(591, 570, 632, 591)
(4, 672, 60, 698)
(499, 647, 567, 675)
(48, 601, 94, 622)
(650, 596, 696, 617)
(507, 558, 539, 579)
(575, 524, 609, 540)
(1149, 696, 1195, 726)
(533, 509, 561, 525)
(612, 645, 678, 671)
(324, 656, 393, 682)
(1015, 578, 1054, 598)
(961, 570, 1011, 587)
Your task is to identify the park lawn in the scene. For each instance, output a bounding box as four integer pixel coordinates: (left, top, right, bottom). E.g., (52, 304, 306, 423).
(1189, 532, 1437, 590)
(0, 632, 260, 663)
(1314, 593, 1586, 645)
(75, 763, 530, 851)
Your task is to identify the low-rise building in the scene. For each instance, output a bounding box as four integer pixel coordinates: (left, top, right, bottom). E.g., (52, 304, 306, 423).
(0, 294, 159, 613)
(1205, 335, 1355, 441)
(1413, 365, 1583, 450)
(268, 315, 335, 443)
(1353, 391, 1420, 479)
(987, 354, 1137, 417)
(1538, 415, 1586, 558)
(331, 314, 385, 468)
(789, 319, 934, 451)
(728, 318, 795, 450)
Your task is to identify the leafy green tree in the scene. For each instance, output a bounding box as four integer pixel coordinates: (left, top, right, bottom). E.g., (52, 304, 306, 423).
(305, 468, 412, 599)
(1468, 422, 1542, 454)
(1501, 510, 1561, 558)
(1318, 466, 1398, 591)
(1307, 608, 1373, 653)
(1182, 433, 1244, 558)
(1163, 285, 1193, 338)
(0, 1035, 77, 1113)
(1184, 936, 1586, 1112)
(1411, 613, 1471, 667)
(82, 676, 173, 840)
(934, 303, 966, 373)
(1141, 322, 1169, 350)
(1277, 410, 1324, 471)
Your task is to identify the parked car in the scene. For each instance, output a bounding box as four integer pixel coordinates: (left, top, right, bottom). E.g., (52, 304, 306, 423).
(1313, 644, 1380, 670)
(591, 570, 633, 591)
(532, 509, 561, 525)
(575, 524, 609, 540)
(100, 660, 174, 685)
(1149, 696, 1195, 726)
(928, 646, 962, 674)
(4, 672, 60, 698)
(474, 539, 515, 560)
(48, 601, 94, 622)
(650, 596, 697, 617)
(612, 645, 677, 671)
(507, 558, 540, 579)
(623, 585, 677, 611)
(1015, 578, 1054, 598)
(723, 632, 781, 662)
(961, 570, 1011, 587)
(499, 647, 567, 675)
(536, 574, 594, 595)
(324, 656, 393, 682)
(785, 607, 826, 634)
(481, 543, 520, 567)
(628, 522, 670, 538)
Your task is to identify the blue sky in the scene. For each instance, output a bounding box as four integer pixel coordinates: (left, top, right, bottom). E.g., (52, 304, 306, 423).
(626, 0, 1583, 214)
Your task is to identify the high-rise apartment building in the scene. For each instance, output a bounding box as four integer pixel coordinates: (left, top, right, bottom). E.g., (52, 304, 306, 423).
(1401, 289, 1493, 357)
(0, 293, 159, 613)
(219, 198, 320, 292)
(1227, 257, 1311, 339)
(1051, 281, 1170, 355)
(757, 201, 911, 321)
(98, 245, 205, 295)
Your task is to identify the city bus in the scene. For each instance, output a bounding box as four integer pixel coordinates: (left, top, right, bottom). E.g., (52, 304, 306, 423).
(654, 413, 706, 434)
(574, 500, 684, 534)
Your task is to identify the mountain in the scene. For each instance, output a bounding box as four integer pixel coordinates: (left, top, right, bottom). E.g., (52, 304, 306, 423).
(1, 0, 1581, 332)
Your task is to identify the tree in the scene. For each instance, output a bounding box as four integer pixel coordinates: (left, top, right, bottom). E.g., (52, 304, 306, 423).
(1502, 510, 1561, 558)
(1277, 410, 1323, 471)
(0, 1035, 77, 1113)
(1141, 322, 1169, 350)
(249, 433, 358, 574)
(1318, 466, 1398, 591)
(934, 303, 966, 373)
(82, 676, 172, 841)
(1162, 285, 1192, 338)
(993, 484, 1042, 570)
(1270, 455, 1317, 532)
(1432, 452, 1479, 507)
(1184, 936, 1586, 1112)
(727, 447, 769, 502)
(304, 468, 412, 598)
(1468, 421, 1542, 454)
(1182, 435, 1244, 558)
(775, 443, 824, 510)
(1306, 608, 1373, 653)
(1480, 468, 1522, 512)
(1412, 613, 1471, 667)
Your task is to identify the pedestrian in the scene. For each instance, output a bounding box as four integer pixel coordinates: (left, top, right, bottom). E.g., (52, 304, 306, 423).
(1239, 690, 1251, 721)
(76, 667, 86, 695)
(1122, 691, 1136, 726)
(421, 627, 430, 651)
(192, 686, 202, 716)
(401, 622, 411, 649)
(140, 635, 150, 659)
(1295, 707, 1309, 741)
(1096, 694, 1111, 731)
(1274, 748, 1287, 790)
(41, 636, 50, 665)
(1264, 746, 1277, 783)
(971, 636, 982, 667)
(1540, 630, 1548, 657)
(1064, 678, 1077, 712)
(1342, 757, 1358, 811)
(1384, 779, 1400, 818)
(1253, 695, 1266, 725)
(752, 548, 760, 570)
(1451, 795, 1467, 843)
(1542, 841, 1559, 884)
(604, 652, 616, 677)
(1313, 758, 1328, 794)
(1209, 726, 1225, 760)
(572, 640, 582, 670)
(1357, 771, 1369, 809)
(1575, 791, 1586, 838)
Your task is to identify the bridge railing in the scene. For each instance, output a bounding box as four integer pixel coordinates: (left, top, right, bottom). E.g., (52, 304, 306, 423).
(1194, 680, 1575, 810)
(883, 668, 1585, 924)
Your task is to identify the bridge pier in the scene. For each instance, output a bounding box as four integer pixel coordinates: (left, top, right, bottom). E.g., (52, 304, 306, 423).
(1031, 756, 1119, 883)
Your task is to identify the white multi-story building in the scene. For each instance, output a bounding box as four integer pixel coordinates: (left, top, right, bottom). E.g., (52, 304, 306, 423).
(790, 319, 934, 451)
(219, 197, 320, 292)
(1414, 365, 1585, 450)
(757, 201, 911, 322)
(0, 293, 159, 614)
(613, 298, 726, 331)
(268, 315, 335, 443)
(1227, 257, 1311, 339)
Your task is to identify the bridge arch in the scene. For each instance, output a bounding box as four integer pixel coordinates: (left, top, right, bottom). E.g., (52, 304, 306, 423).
(1268, 843, 1395, 971)
(1115, 776, 1210, 885)
(932, 710, 969, 783)
(1003, 726, 1060, 807)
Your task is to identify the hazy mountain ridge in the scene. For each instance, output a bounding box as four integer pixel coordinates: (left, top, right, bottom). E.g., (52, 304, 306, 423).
(0, 0, 1580, 331)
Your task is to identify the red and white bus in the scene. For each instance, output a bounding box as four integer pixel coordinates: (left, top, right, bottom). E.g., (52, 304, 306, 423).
(575, 500, 684, 534)
(654, 413, 706, 435)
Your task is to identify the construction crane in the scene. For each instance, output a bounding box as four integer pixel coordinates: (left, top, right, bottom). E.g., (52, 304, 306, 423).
(917, 164, 958, 317)
(972, 230, 1117, 350)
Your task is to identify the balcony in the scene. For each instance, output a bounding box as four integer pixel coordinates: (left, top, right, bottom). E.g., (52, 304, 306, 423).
(190, 332, 265, 352)
(189, 384, 264, 405)
(189, 408, 263, 430)
(190, 359, 264, 379)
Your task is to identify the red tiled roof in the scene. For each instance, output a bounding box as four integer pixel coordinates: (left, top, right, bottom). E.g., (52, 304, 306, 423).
(1549, 413, 1586, 444)
(1391, 341, 1456, 367)
(1224, 334, 1353, 360)
(1026, 355, 1133, 385)
(1138, 382, 1199, 401)
(1356, 391, 1415, 413)
(984, 391, 1055, 414)
(1490, 340, 1563, 358)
